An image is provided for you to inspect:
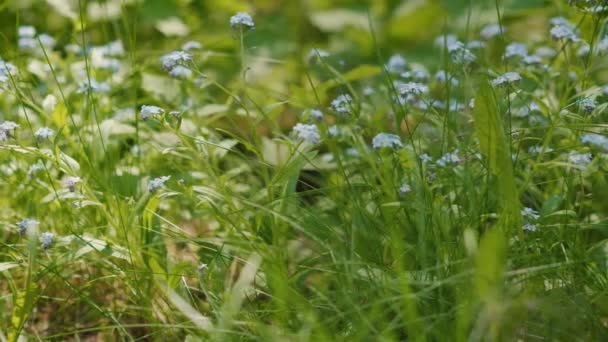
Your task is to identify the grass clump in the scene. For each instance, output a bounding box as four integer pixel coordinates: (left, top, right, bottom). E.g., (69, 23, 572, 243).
(1, 0, 608, 340)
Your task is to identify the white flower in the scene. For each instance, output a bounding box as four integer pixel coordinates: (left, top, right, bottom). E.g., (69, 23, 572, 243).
(293, 123, 321, 145)
(76, 79, 110, 94)
(303, 109, 323, 121)
(307, 48, 330, 63)
(386, 54, 407, 73)
(535, 46, 556, 58)
(480, 24, 503, 39)
(399, 82, 429, 95)
(434, 34, 458, 48)
(436, 151, 460, 167)
(420, 153, 433, 163)
(331, 94, 354, 115)
(40, 232, 54, 249)
(169, 65, 192, 78)
(401, 69, 429, 81)
(42, 94, 57, 113)
(521, 207, 540, 220)
(230, 12, 255, 30)
(34, 127, 55, 140)
(523, 223, 538, 232)
(578, 98, 597, 113)
(140, 105, 164, 120)
(18, 26, 36, 38)
(100, 40, 125, 56)
(492, 72, 522, 86)
(504, 42, 528, 58)
(448, 41, 476, 64)
(568, 152, 592, 166)
(522, 55, 542, 65)
(0, 60, 17, 77)
(372, 133, 403, 149)
(0, 121, 20, 131)
(149, 175, 171, 192)
(327, 125, 340, 137)
(435, 70, 459, 86)
(182, 41, 202, 51)
(64, 176, 82, 192)
(399, 184, 411, 195)
(17, 218, 39, 237)
(551, 25, 578, 42)
(581, 133, 608, 150)
(549, 16, 571, 27)
(160, 50, 192, 71)
(38, 33, 56, 48)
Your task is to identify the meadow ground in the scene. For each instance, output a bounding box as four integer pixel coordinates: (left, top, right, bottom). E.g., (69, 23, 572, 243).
(1, 0, 608, 340)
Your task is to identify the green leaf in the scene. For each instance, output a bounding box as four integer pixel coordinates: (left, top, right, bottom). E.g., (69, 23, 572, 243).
(473, 79, 521, 231)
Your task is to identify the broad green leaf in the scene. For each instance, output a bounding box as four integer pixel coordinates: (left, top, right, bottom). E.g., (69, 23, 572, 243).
(473, 79, 521, 231)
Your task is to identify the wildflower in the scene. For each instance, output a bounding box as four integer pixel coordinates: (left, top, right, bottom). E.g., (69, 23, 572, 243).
(420, 153, 433, 163)
(327, 125, 340, 137)
(34, 127, 55, 141)
(492, 72, 522, 86)
(568, 152, 592, 166)
(399, 82, 429, 95)
(401, 69, 429, 81)
(38, 33, 56, 49)
(386, 54, 407, 73)
(169, 111, 181, 119)
(577, 44, 590, 57)
(169, 65, 192, 78)
(307, 48, 329, 63)
(578, 98, 597, 113)
(466, 40, 485, 50)
(160, 50, 192, 71)
(76, 80, 110, 94)
(331, 94, 354, 115)
(521, 207, 540, 220)
(305, 109, 324, 121)
(100, 40, 124, 56)
(149, 175, 171, 192)
(434, 34, 458, 48)
(140, 105, 164, 120)
(448, 41, 476, 64)
(523, 223, 538, 232)
(504, 42, 528, 58)
(230, 12, 255, 30)
(435, 70, 459, 86)
(17, 218, 39, 237)
(528, 145, 553, 154)
(372, 133, 403, 149)
(581, 133, 608, 150)
(399, 184, 411, 195)
(549, 16, 571, 27)
(362, 86, 375, 96)
(181, 41, 202, 51)
(0, 60, 17, 77)
(18, 26, 36, 38)
(522, 55, 542, 65)
(550, 25, 578, 42)
(40, 232, 54, 249)
(480, 24, 503, 39)
(0, 121, 19, 131)
(436, 151, 460, 167)
(293, 123, 321, 145)
(64, 176, 82, 192)
(535, 46, 556, 58)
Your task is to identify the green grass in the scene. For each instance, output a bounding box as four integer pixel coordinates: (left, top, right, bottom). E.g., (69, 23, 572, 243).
(1, 0, 608, 340)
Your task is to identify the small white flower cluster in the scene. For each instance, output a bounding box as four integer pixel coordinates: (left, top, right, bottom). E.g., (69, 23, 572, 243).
(76, 79, 111, 94)
(331, 94, 354, 115)
(64, 176, 82, 192)
(581, 133, 608, 150)
(399, 82, 429, 95)
(568, 152, 592, 167)
(18, 26, 56, 55)
(140, 105, 165, 120)
(447, 41, 476, 64)
(521, 207, 540, 232)
(436, 150, 460, 167)
(0, 120, 19, 141)
(230, 12, 255, 30)
(578, 98, 597, 113)
(40, 232, 54, 249)
(17, 218, 39, 237)
(504, 42, 528, 59)
(372, 133, 403, 149)
(399, 184, 411, 195)
(34, 127, 55, 141)
(160, 51, 192, 75)
(149, 175, 171, 192)
(491, 72, 522, 86)
(549, 17, 579, 42)
(480, 24, 503, 40)
(300, 109, 324, 122)
(386, 54, 407, 73)
(293, 123, 321, 145)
